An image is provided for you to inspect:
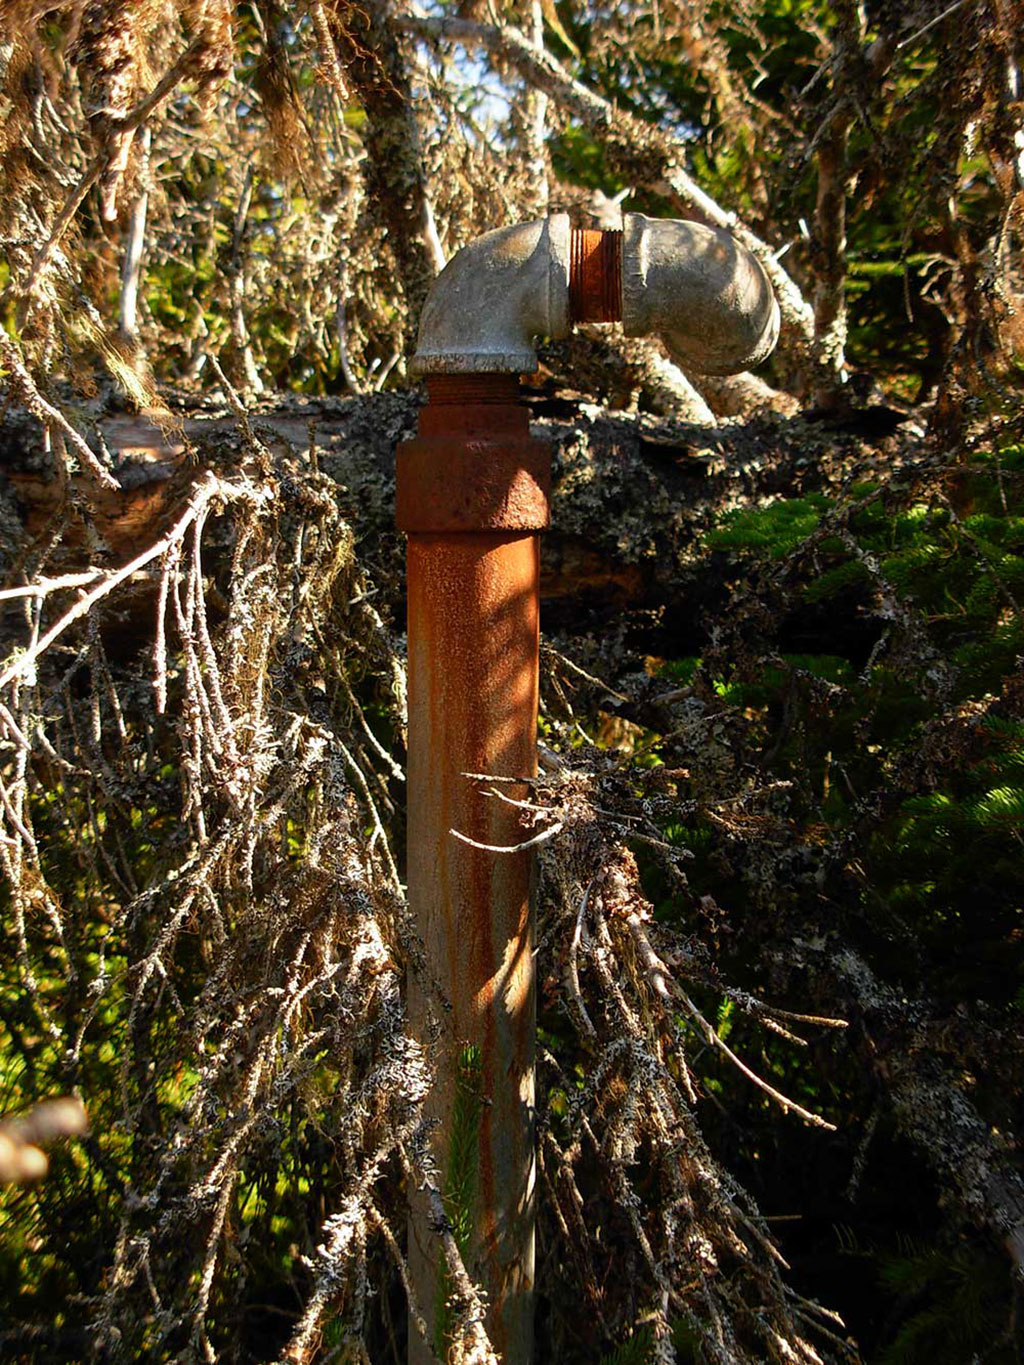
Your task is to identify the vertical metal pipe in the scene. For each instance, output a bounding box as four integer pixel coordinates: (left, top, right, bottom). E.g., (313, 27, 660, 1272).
(398, 212, 778, 1359)
(400, 377, 550, 1363)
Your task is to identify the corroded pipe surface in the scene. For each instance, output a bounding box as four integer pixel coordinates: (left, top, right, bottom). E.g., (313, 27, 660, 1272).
(402, 379, 547, 1364)
(569, 226, 622, 323)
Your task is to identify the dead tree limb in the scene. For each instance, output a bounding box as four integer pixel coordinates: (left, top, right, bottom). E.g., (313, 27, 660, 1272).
(322, 0, 444, 348)
(815, 944, 1024, 1276)
(397, 10, 816, 356)
(118, 126, 151, 344)
(227, 164, 265, 396)
(808, 10, 895, 405)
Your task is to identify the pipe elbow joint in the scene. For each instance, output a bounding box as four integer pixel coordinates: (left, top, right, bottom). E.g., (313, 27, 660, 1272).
(411, 215, 571, 375)
(410, 210, 779, 378)
(622, 213, 779, 375)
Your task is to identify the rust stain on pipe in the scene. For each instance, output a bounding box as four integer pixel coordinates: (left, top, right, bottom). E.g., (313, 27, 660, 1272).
(402, 377, 547, 1364)
(569, 226, 622, 324)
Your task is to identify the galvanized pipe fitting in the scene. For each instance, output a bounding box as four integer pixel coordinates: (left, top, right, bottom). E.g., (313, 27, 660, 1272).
(620, 212, 780, 374)
(411, 215, 572, 374)
(412, 210, 779, 377)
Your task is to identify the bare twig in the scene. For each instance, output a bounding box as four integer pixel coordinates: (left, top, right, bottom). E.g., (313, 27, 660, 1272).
(450, 821, 563, 853)
(0, 474, 258, 694)
(0, 331, 119, 489)
(14, 38, 203, 314)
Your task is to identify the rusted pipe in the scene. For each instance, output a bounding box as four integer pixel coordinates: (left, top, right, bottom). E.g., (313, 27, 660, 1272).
(401, 214, 779, 1364)
(401, 375, 547, 1365)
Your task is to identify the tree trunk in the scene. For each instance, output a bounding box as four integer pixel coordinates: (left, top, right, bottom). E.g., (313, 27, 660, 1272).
(326, 0, 444, 350)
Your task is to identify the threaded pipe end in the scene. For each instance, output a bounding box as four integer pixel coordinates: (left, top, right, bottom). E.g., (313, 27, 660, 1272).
(569, 228, 623, 324)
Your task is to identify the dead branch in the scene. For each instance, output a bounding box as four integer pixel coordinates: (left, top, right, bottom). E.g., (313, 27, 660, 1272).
(398, 9, 817, 354)
(805, 942, 1024, 1276)
(0, 1097, 88, 1183)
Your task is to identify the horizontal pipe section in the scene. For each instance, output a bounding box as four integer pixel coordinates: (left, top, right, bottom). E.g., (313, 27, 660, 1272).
(569, 227, 623, 324)
(411, 212, 779, 378)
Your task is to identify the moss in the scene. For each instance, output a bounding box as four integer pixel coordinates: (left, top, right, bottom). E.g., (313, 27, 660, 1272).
(435, 1044, 485, 1359)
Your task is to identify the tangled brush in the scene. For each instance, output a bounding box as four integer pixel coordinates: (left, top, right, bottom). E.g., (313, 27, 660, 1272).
(0, 402, 860, 1363)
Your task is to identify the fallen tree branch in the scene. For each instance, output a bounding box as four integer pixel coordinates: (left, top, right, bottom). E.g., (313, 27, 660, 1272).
(0, 330, 119, 490)
(813, 943, 1024, 1275)
(0, 471, 264, 695)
